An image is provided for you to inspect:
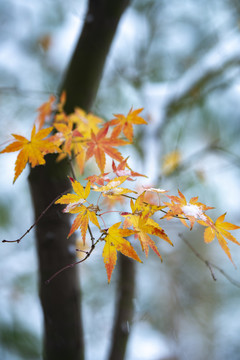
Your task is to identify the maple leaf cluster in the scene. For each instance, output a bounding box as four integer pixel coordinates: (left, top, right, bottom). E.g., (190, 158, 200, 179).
(1, 93, 240, 282)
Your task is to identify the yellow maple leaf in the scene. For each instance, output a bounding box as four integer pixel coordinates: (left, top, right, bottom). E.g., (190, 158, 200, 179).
(92, 176, 136, 198)
(55, 179, 91, 212)
(92, 176, 128, 191)
(0, 125, 60, 183)
(55, 180, 99, 243)
(69, 108, 104, 137)
(129, 192, 165, 219)
(102, 222, 141, 283)
(162, 150, 181, 176)
(199, 213, 240, 263)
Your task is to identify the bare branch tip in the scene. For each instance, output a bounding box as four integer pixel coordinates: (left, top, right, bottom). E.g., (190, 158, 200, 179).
(2, 239, 21, 244)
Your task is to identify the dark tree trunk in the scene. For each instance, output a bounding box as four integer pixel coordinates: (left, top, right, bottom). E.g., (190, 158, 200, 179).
(61, 0, 131, 113)
(29, 157, 83, 360)
(28, 1, 131, 359)
(108, 255, 135, 360)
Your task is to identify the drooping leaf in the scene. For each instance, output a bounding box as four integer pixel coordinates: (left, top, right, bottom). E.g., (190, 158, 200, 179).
(199, 213, 240, 263)
(67, 204, 100, 243)
(102, 222, 141, 282)
(122, 213, 172, 258)
(55, 180, 99, 243)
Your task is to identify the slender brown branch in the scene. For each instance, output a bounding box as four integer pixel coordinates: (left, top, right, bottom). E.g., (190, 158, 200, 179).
(87, 225, 95, 246)
(1, 179, 185, 245)
(46, 237, 101, 284)
(0, 85, 55, 96)
(180, 234, 240, 288)
(2, 188, 71, 244)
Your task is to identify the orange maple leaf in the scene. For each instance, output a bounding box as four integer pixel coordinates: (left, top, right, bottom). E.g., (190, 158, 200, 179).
(51, 117, 90, 173)
(53, 121, 79, 156)
(109, 108, 147, 141)
(198, 213, 240, 264)
(1, 125, 60, 183)
(102, 222, 141, 282)
(36, 95, 56, 129)
(57, 91, 66, 113)
(122, 212, 172, 258)
(112, 158, 147, 180)
(86, 124, 128, 173)
(85, 173, 110, 187)
(67, 204, 100, 243)
(163, 190, 213, 229)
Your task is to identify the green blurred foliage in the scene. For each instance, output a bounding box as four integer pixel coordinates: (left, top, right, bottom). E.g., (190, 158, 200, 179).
(0, 321, 41, 360)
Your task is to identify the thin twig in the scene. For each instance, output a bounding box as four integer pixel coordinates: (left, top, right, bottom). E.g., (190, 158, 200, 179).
(46, 237, 101, 284)
(2, 187, 71, 244)
(180, 234, 240, 288)
(0, 86, 55, 96)
(88, 225, 95, 246)
(45, 252, 91, 284)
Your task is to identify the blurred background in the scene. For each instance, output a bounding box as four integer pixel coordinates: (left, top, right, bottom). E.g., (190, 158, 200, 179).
(1, 0, 240, 359)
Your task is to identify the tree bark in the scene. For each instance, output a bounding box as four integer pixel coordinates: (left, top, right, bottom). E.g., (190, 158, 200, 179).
(29, 157, 83, 360)
(108, 255, 135, 360)
(28, 1, 130, 359)
(61, 0, 131, 113)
